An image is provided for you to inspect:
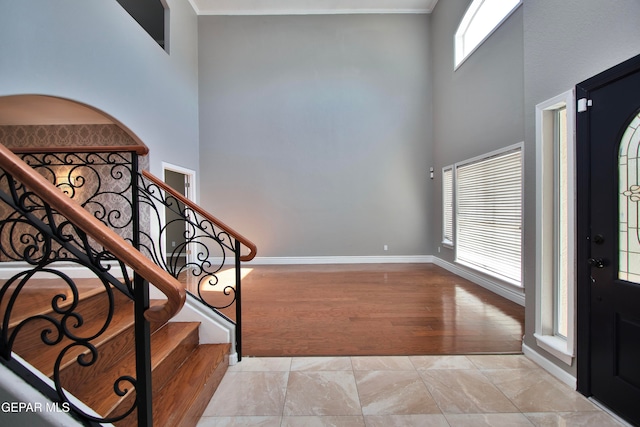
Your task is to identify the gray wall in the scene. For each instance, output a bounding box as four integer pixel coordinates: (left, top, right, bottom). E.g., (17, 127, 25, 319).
(430, 0, 640, 378)
(429, 1, 524, 262)
(522, 0, 640, 375)
(198, 15, 432, 258)
(0, 0, 200, 178)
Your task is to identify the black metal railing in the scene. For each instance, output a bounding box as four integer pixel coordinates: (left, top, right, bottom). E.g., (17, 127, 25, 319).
(0, 157, 146, 425)
(0, 148, 252, 424)
(136, 172, 246, 358)
(12, 150, 248, 355)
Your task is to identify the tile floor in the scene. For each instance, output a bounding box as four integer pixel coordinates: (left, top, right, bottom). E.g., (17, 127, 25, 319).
(198, 355, 625, 427)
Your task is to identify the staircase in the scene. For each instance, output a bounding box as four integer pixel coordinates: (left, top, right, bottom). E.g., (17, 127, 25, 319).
(6, 280, 229, 426)
(0, 144, 256, 426)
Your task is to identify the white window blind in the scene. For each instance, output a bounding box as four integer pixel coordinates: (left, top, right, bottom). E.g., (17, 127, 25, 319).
(442, 167, 454, 245)
(456, 147, 522, 286)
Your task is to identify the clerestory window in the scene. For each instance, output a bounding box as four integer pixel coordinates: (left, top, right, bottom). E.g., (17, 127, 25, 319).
(454, 0, 522, 69)
(116, 0, 168, 51)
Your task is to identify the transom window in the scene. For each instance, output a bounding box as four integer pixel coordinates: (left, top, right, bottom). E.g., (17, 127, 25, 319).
(454, 0, 522, 69)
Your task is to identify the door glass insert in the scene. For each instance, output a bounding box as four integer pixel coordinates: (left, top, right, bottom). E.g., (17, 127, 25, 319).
(619, 112, 640, 281)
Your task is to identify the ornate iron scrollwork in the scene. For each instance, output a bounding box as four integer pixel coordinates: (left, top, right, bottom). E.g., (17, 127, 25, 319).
(0, 149, 245, 424)
(0, 160, 137, 424)
(137, 173, 240, 319)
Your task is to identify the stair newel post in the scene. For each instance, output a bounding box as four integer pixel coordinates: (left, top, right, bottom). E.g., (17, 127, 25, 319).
(131, 153, 154, 426)
(235, 239, 242, 362)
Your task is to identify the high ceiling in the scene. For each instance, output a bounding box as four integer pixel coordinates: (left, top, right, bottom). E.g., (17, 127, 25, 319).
(0, 2, 439, 125)
(189, 0, 439, 15)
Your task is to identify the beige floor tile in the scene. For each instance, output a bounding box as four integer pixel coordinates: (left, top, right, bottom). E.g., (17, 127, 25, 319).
(291, 357, 353, 371)
(364, 414, 450, 427)
(197, 416, 282, 426)
(409, 355, 475, 370)
(419, 369, 519, 414)
(200, 356, 626, 426)
(227, 357, 292, 372)
(482, 369, 598, 413)
(284, 371, 361, 416)
(467, 355, 538, 370)
(524, 411, 625, 426)
(351, 356, 415, 371)
(445, 413, 535, 426)
(355, 370, 440, 415)
(281, 415, 366, 426)
(202, 371, 288, 416)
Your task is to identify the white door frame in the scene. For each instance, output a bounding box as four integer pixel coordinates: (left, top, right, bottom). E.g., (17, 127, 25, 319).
(161, 162, 197, 267)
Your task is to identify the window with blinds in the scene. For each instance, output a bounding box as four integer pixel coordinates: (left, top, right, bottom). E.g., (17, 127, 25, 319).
(455, 145, 523, 286)
(442, 167, 454, 245)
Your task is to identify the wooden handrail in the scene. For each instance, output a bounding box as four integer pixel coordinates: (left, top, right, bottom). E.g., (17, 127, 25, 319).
(10, 145, 149, 156)
(142, 170, 257, 262)
(0, 144, 185, 323)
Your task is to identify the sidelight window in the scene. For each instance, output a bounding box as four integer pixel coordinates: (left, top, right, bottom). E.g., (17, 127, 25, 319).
(534, 90, 576, 365)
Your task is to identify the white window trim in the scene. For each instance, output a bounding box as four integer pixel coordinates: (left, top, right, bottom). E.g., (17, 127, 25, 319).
(442, 165, 454, 248)
(534, 89, 576, 366)
(454, 0, 523, 70)
(453, 142, 524, 288)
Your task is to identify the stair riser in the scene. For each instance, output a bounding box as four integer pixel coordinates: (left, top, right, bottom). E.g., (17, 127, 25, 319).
(107, 323, 200, 420)
(4, 279, 230, 427)
(58, 317, 165, 390)
(117, 344, 230, 427)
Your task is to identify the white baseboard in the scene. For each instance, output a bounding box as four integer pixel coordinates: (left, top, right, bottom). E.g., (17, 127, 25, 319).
(242, 255, 434, 265)
(0, 261, 130, 280)
(229, 352, 238, 366)
(522, 342, 577, 389)
(430, 257, 525, 306)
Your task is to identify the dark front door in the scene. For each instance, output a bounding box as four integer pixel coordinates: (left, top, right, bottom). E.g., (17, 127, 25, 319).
(577, 53, 640, 426)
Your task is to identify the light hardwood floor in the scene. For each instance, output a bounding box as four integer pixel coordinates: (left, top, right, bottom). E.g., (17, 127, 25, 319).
(228, 263, 524, 357)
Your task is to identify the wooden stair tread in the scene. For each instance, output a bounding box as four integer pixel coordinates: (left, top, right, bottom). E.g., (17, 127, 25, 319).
(149, 343, 230, 427)
(3, 276, 232, 427)
(10, 289, 133, 377)
(2, 277, 109, 330)
(57, 300, 171, 398)
(76, 321, 201, 418)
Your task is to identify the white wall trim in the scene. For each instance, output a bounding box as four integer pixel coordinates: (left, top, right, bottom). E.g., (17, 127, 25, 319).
(161, 162, 197, 204)
(241, 255, 434, 265)
(0, 261, 130, 280)
(167, 293, 238, 364)
(431, 257, 525, 306)
(534, 88, 577, 366)
(522, 342, 577, 389)
(161, 162, 197, 267)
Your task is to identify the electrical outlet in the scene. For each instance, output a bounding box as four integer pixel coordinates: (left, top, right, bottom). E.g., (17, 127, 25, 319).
(383, 245, 388, 251)
(171, 241, 176, 248)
